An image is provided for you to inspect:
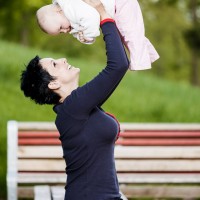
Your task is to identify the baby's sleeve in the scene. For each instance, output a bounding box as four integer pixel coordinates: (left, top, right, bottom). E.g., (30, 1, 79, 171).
(68, 0, 101, 44)
(70, 25, 96, 45)
(79, 12, 100, 38)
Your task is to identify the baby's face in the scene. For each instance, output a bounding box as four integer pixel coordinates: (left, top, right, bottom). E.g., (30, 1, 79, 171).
(38, 6, 71, 35)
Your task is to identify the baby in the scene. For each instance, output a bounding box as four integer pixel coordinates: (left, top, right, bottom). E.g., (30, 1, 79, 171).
(36, 0, 159, 70)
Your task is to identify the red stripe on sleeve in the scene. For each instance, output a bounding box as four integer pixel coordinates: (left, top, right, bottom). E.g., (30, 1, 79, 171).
(100, 19, 115, 26)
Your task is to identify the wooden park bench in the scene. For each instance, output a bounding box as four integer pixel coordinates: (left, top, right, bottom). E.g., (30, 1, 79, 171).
(7, 121, 200, 200)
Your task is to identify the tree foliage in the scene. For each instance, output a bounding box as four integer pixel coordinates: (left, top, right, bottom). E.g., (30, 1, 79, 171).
(184, 0, 200, 85)
(0, 0, 199, 85)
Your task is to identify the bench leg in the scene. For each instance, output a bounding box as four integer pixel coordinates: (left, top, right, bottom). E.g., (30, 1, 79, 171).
(7, 121, 18, 200)
(120, 191, 128, 200)
(34, 185, 51, 200)
(49, 187, 127, 200)
(7, 179, 17, 200)
(51, 186, 65, 200)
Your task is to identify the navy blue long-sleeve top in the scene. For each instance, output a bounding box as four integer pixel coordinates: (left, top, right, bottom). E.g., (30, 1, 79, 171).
(53, 20, 129, 200)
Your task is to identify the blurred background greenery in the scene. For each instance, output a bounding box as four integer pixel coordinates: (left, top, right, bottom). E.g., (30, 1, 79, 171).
(0, 0, 200, 199)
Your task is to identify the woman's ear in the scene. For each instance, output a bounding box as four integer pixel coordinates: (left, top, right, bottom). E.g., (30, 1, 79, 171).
(48, 80, 60, 90)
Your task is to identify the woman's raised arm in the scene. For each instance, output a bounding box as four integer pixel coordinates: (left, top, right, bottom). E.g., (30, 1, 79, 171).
(63, 2, 129, 119)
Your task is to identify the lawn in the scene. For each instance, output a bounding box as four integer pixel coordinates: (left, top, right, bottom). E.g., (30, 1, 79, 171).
(0, 40, 200, 199)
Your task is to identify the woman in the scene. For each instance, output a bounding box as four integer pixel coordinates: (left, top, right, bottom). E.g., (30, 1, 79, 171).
(20, 0, 129, 199)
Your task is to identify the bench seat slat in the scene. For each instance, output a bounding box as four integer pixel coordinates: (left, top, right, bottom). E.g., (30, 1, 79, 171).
(17, 184, 200, 199)
(18, 159, 200, 172)
(18, 146, 200, 159)
(18, 173, 200, 184)
(118, 173, 200, 183)
(120, 185, 200, 198)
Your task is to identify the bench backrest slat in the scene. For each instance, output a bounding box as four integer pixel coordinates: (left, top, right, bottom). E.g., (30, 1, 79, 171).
(18, 159, 200, 172)
(19, 130, 200, 138)
(18, 146, 200, 159)
(116, 138, 200, 146)
(18, 127, 200, 146)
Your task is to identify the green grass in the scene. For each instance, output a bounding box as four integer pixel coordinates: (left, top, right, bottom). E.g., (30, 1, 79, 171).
(0, 40, 200, 199)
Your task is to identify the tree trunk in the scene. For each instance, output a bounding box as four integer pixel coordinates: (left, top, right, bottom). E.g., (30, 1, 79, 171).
(20, 12, 29, 46)
(190, 0, 199, 86)
(191, 50, 199, 85)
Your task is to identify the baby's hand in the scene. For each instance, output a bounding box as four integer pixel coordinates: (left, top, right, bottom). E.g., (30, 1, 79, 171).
(78, 31, 94, 44)
(78, 31, 86, 43)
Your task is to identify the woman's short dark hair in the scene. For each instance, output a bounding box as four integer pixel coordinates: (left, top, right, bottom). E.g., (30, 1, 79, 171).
(20, 56, 61, 105)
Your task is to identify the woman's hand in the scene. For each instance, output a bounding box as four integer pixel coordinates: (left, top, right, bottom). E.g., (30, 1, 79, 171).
(82, 0, 102, 9)
(82, 0, 111, 21)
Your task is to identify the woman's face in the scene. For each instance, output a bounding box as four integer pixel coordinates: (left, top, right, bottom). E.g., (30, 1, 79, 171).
(40, 58, 80, 86)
